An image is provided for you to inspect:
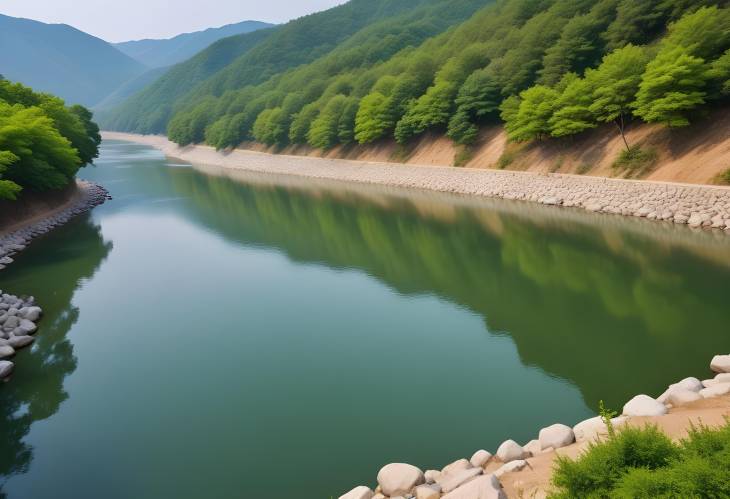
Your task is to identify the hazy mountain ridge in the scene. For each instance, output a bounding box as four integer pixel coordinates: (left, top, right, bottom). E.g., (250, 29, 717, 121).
(0, 14, 146, 107)
(114, 20, 274, 68)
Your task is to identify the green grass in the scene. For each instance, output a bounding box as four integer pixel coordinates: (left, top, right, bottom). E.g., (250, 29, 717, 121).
(497, 151, 517, 169)
(549, 418, 730, 498)
(550, 155, 565, 173)
(612, 146, 658, 176)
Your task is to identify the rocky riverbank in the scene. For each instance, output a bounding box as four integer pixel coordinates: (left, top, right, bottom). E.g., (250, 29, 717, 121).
(338, 354, 730, 499)
(0, 180, 109, 381)
(103, 132, 730, 233)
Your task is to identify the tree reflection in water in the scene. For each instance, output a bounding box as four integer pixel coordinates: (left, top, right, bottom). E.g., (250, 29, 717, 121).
(0, 215, 111, 495)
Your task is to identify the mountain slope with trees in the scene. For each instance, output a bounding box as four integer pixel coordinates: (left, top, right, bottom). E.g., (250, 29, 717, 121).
(105, 0, 730, 183)
(0, 14, 146, 107)
(101, 0, 488, 136)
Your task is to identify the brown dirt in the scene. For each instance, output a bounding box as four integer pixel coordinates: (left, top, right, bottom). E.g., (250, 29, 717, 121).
(499, 395, 730, 498)
(0, 182, 80, 235)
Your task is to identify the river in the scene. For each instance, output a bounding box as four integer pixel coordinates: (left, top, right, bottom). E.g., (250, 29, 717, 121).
(1, 140, 729, 498)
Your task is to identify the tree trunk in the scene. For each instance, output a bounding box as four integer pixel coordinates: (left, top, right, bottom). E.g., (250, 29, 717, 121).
(615, 114, 630, 152)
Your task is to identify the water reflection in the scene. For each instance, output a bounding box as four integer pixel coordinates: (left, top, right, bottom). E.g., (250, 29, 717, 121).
(165, 164, 730, 410)
(0, 216, 111, 493)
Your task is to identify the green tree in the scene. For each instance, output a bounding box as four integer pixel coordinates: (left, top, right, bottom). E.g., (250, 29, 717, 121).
(504, 85, 559, 142)
(549, 73, 598, 137)
(289, 103, 321, 144)
(0, 150, 22, 200)
(354, 92, 392, 144)
(633, 46, 709, 127)
(308, 95, 348, 149)
(447, 68, 502, 144)
(588, 44, 648, 150)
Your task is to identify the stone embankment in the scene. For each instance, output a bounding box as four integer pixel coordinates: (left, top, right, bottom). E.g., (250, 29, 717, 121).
(0, 180, 109, 382)
(339, 354, 730, 499)
(103, 132, 730, 233)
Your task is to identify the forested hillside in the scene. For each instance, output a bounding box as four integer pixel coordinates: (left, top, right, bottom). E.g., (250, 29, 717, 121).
(101, 0, 488, 135)
(0, 78, 101, 200)
(107, 0, 730, 166)
(0, 14, 145, 107)
(114, 20, 274, 68)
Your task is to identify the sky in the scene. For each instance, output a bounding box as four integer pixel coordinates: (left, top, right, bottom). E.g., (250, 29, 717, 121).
(1, 0, 347, 42)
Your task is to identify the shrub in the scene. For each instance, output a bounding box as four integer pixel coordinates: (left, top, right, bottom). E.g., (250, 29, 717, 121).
(576, 163, 592, 175)
(454, 146, 473, 167)
(611, 146, 658, 175)
(550, 419, 730, 499)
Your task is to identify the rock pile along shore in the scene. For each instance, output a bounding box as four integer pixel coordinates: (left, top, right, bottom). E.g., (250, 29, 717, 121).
(338, 354, 730, 499)
(0, 180, 109, 381)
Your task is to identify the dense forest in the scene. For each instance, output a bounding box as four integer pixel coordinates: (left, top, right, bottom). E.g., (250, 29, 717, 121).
(0, 77, 101, 200)
(105, 0, 730, 157)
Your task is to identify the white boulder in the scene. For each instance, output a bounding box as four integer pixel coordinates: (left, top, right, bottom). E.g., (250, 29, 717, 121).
(666, 389, 702, 406)
(424, 470, 441, 484)
(658, 377, 703, 403)
(377, 463, 425, 496)
(415, 484, 441, 499)
(441, 474, 505, 499)
(623, 395, 667, 417)
(469, 449, 492, 468)
(495, 439, 528, 462)
(494, 460, 528, 479)
(700, 383, 730, 399)
(339, 486, 374, 499)
(539, 423, 575, 450)
(523, 439, 542, 456)
(437, 467, 482, 493)
(442, 459, 471, 475)
(711, 355, 730, 373)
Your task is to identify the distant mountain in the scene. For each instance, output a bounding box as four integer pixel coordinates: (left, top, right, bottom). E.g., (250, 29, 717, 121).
(0, 14, 146, 107)
(114, 20, 274, 68)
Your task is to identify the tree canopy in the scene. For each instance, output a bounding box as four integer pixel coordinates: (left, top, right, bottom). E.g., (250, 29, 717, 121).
(0, 78, 100, 200)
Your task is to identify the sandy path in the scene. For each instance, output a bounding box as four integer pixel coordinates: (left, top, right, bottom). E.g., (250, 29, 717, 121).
(0, 181, 82, 236)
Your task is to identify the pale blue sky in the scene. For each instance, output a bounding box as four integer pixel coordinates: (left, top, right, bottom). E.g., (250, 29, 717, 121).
(1, 0, 347, 42)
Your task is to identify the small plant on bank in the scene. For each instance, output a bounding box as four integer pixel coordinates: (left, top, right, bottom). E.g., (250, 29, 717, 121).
(454, 146, 474, 167)
(549, 155, 565, 173)
(715, 168, 730, 185)
(549, 417, 730, 498)
(611, 146, 658, 176)
(576, 163, 592, 175)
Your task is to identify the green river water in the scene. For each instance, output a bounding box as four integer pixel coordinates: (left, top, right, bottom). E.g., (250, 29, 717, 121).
(1, 140, 729, 498)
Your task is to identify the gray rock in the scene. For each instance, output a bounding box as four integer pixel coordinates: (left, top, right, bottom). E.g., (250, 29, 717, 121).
(0, 345, 14, 359)
(0, 360, 13, 378)
(377, 463, 425, 496)
(8, 335, 34, 349)
(20, 306, 41, 321)
(18, 319, 36, 334)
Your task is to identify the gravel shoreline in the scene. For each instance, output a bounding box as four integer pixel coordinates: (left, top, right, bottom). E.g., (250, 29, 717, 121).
(0, 180, 110, 382)
(103, 132, 730, 233)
